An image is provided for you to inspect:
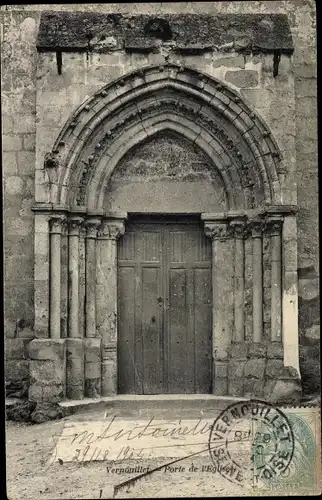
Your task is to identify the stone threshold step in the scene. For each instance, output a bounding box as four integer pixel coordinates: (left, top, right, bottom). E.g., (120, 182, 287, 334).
(59, 394, 250, 415)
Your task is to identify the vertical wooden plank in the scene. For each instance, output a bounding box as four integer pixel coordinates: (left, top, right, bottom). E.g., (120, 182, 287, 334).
(194, 268, 212, 393)
(168, 268, 188, 393)
(117, 267, 136, 393)
(142, 267, 162, 394)
(186, 268, 195, 393)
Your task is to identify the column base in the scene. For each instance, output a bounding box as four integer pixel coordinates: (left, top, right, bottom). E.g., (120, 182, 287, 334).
(28, 339, 66, 403)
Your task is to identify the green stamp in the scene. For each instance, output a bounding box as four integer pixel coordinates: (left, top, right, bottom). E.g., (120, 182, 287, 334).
(255, 410, 317, 491)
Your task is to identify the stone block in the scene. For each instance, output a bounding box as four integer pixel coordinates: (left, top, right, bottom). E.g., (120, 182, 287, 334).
(101, 360, 117, 396)
(30, 360, 65, 385)
(17, 151, 35, 175)
(269, 378, 302, 404)
(42, 384, 65, 403)
(230, 342, 248, 359)
(225, 70, 258, 88)
(213, 55, 245, 69)
(28, 339, 65, 361)
(6, 359, 29, 381)
(23, 134, 36, 151)
(85, 378, 101, 398)
(247, 343, 267, 359)
(228, 359, 246, 379)
(213, 377, 228, 396)
(67, 356, 84, 384)
(5, 176, 24, 196)
(244, 379, 265, 398)
(13, 114, 36, 134)
(244, 359, 266, 380)
(84, 338, 101, 363)
(67, 385, 85, 400)
(3, 134, 23, 151)
(228, 378, 244, 397)
(267, 342, 284, 359)
(85, 361, 101, 380)
(5, 338, 30, 360)
(29, 383, 43, 402)
(3, 152, 18, 176)
(215, 362, 228, 378)
(265, 359, 284, 379)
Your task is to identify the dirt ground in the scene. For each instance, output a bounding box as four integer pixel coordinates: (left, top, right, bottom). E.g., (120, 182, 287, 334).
(5, 403, 319, 500)
(5, 409, 250, 500)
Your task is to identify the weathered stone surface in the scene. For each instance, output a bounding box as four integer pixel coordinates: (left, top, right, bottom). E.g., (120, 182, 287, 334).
(225, 70, 258, 88)
(213, 377, 228, 396)
(228, 378, 244, 397)
(244, 359, 266, 380)
(228, 359, 246, 379)
(6, 400, 36, 422)
(230, 342, 248, 360)
(265, 359, 284, 379)
(36, 12, 293, 53)
(247, 343, 267, 359)
(85, 378, 101, 398)
(30, 360, 65, 385)
(5, 338, 30, 360)
(267, 342, 284, 359)
(84, 338, 101, 363)
(30, 402, 66, 423)
(244, 379, 265, 398)
(28, 339, 65, 361)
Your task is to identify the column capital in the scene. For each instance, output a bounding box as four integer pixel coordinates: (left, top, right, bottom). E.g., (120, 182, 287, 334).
(230, 220, 249, 239)
(84, 217, 102, 239)
(204, 222, 231, 241)
(68, 216, 84, 237)
(98, 219, 126, 240)
(248, 218, 265, 238)
(264, 216, 284, 236)
(49, 214, 67, 235)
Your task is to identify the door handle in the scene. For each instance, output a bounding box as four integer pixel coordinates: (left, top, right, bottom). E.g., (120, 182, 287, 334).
(151, 316, 156, 323)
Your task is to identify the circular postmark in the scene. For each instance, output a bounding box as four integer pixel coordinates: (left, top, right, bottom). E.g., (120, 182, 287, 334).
(208, 400, 295, 488)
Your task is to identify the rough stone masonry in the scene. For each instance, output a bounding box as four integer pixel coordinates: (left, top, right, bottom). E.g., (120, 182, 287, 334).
(1, 2, 318, 422)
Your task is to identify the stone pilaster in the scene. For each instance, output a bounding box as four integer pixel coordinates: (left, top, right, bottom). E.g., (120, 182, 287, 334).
(203, 219, 234, 396)
(96, 214, 126, 396)
(250, 219, 264, 343)
(34, 212, 51, 338)
(49, 214, 66, 339)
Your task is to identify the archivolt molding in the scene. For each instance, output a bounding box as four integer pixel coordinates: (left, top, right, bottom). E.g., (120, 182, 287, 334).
(44, 64, 284, 210)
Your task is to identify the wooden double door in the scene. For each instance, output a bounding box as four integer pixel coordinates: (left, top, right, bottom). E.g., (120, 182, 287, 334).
(117, 216, 212, 394)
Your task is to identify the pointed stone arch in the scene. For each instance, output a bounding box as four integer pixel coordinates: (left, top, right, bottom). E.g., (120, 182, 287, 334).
(43, 64, 284, 211)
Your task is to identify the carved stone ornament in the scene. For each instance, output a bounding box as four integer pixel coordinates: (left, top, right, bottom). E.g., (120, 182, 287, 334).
(75, 98, 255, 206)
(204, 222, 231, 241)
(265, 217, 284, 236)
(230, 221, 249, 239)
(249, 218, 265, 238)
(49, 214, 66, 235)
(98, 220, 125, 240)
(84, 218, 102, 239)
(68, 216, 84, 237)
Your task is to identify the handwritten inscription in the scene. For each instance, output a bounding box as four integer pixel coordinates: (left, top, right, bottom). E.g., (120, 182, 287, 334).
(50, 417, 213, 464)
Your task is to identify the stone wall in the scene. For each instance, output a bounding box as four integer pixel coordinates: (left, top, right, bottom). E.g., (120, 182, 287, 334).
(1, 2, 318, 399)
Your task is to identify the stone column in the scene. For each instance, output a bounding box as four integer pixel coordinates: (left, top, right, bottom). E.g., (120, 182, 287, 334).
(66, 215, 84, 400)
(83, 217, 102, 398)
(68, 216, 83, 338)
(203, 220, 234, 396)
(84, 217, 101, 338)
(266, 217, 283, 342)
(231, 221, 246, 342)
(250, 219, 264, 343)
(96, 215, 126, 396)
(49, 214, 66, 339)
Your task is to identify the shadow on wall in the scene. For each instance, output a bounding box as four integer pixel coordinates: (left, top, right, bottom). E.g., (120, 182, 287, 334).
(299, 294, 320, 398)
